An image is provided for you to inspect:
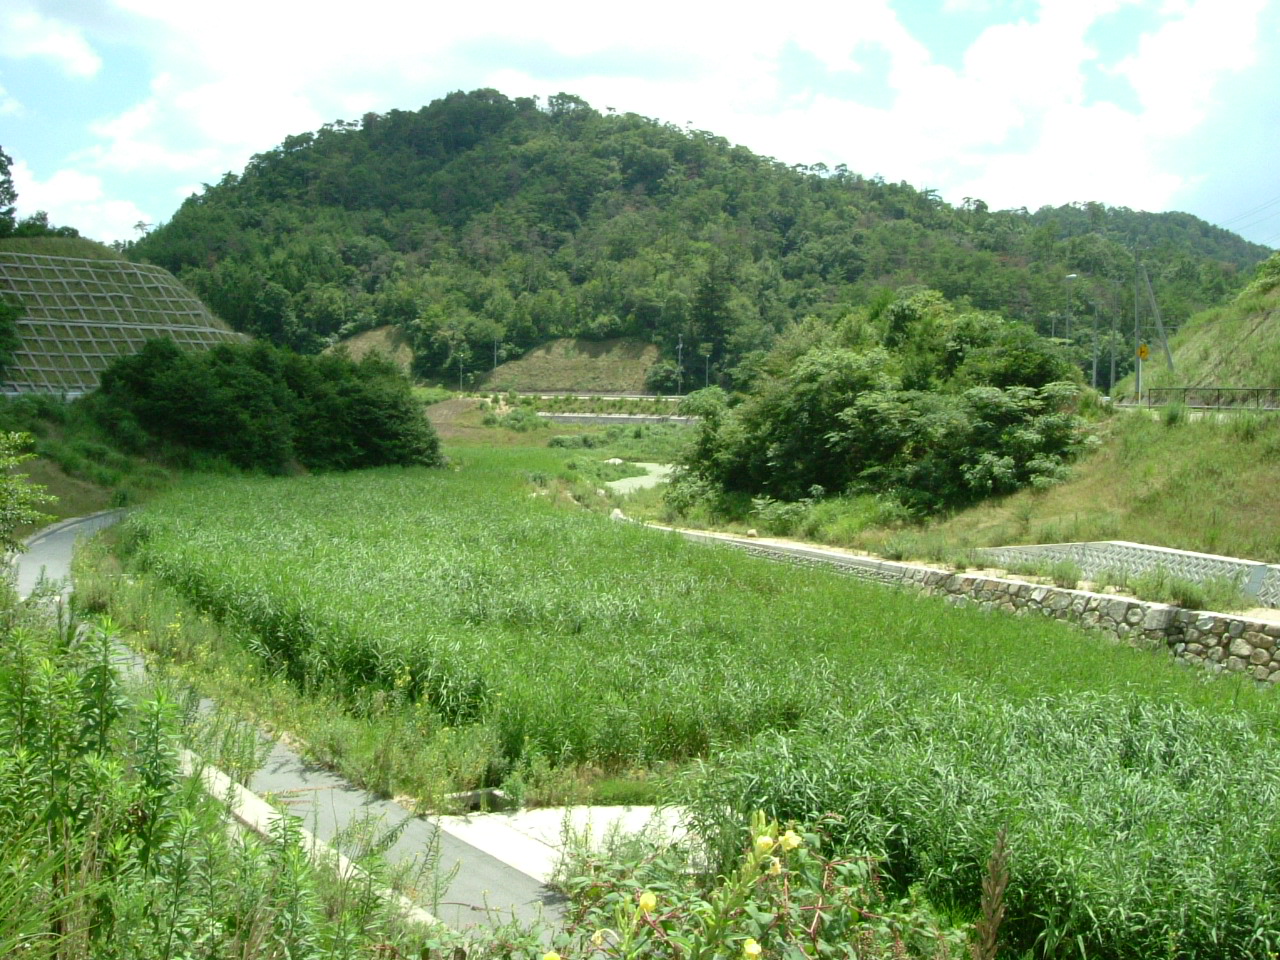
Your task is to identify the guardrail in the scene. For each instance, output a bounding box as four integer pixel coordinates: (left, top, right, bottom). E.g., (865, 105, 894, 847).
(1145, 386, 1280, 410)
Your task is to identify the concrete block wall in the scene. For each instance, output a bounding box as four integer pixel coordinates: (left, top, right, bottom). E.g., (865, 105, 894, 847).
(687, 531, 1280, 682)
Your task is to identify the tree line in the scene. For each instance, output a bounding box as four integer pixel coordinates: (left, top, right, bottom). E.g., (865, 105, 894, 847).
(123, 90, 1271, 390)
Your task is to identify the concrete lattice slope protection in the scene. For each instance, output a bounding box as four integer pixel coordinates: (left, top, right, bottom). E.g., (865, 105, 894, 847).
(0, 251, 245, 394)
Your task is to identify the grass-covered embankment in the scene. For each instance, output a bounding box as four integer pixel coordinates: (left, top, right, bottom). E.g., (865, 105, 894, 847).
(91, 445, 1280, 958)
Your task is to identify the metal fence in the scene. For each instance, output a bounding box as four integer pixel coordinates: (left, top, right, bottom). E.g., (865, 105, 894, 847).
(1145, 386, 1280, 410)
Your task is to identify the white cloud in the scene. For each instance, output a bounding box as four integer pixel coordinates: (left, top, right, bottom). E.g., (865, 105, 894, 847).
(0, 5, 101, 77)
(10, 158, 152, 243)
(1115, 0, 1266, 137)
(0, 83, 22, 116)
(13, 0, 1269, 237)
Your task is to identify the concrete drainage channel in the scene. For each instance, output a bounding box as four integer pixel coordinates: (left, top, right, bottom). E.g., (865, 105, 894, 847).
(15, 511, 685, 938)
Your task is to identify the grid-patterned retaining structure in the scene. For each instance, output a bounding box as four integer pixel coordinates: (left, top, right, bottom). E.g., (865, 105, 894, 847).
(975, 540, 1280, 608)
(0, 252, 245, 394)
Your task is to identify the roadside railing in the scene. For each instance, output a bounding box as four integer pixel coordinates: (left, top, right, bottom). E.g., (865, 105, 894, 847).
(1145, 386, 1280, 410)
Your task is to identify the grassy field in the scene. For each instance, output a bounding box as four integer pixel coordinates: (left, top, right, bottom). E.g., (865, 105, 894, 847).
(0, 235, 124, 259)
(84, 443, 1280, 959)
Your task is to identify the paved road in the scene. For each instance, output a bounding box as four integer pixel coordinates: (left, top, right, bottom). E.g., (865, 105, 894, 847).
(16, 508, 127, 597)
(13, 510, 567, 933)
(606, 462, 674, 494)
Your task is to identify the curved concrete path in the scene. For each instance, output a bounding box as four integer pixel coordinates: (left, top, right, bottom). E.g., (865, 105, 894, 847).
(13, 511, 569, 933)
(605, 462, 673, 494)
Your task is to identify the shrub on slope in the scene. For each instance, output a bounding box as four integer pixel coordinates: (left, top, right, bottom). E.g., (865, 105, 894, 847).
(89, 339, 442, 472)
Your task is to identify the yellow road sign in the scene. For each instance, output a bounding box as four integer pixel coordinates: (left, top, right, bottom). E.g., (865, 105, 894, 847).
(1137, 343, 1150, 361)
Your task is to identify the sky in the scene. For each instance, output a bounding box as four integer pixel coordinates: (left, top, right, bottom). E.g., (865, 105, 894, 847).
(1, 0, 1277, 249)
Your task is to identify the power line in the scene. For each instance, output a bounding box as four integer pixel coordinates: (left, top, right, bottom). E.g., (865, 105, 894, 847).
(1218, 193, 1280, 227)
(1229, 207, 1280, 235)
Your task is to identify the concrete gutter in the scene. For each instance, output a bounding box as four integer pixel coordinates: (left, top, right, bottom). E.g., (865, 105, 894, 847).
(182, 748, 440, 928)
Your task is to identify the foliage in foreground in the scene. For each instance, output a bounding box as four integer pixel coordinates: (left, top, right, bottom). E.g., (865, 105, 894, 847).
(0, 430, 54, 552)
(87, 338, 443, 473)
(678, 686, 1280, 960)
(101, 448, 1280, 959)
(560, 811, 972, 960)
(0, 601, 439, 958)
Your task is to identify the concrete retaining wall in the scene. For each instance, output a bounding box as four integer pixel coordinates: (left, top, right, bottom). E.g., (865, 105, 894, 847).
(976, 540, 1280, 608)
(682, 531, 1280, 683)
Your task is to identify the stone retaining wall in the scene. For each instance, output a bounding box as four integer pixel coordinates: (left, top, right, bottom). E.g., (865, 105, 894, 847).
(681, 530, 1280, 683)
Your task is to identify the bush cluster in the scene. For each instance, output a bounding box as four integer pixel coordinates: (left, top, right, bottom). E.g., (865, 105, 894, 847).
(88, 339, 442, 473)
(676, 288, 1087, 515)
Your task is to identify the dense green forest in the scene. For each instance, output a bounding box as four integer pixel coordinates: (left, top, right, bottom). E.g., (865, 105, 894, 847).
(129, 89, 1271, 389)
(87, 340, 442, 473)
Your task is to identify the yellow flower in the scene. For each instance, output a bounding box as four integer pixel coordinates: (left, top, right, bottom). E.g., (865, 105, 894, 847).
(543, 953, 562, 960)
(592, 929, 606, 946)
(754, 834, 776, 855)
(639, 890, 657, 914)
(768, 856, 782, 875)
(780, 829, 802, 851)
(743, 938, 763, 958)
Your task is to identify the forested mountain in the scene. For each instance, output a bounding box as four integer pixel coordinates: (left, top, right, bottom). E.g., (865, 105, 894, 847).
(129, 89, 1272, 388)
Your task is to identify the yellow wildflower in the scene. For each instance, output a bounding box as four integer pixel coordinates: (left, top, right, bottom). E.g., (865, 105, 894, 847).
(754, 834, 776, 855)
(543, 953, 562, 960)
(780, 829, 802, 851)
(639, 890, 657, 914)
(768, 856, 782, 875)
(743, 938, 763, 957)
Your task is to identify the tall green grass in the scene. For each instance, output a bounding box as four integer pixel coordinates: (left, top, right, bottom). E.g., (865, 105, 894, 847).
(0, 593, 438, 958)
(109, 447, 1280, 958)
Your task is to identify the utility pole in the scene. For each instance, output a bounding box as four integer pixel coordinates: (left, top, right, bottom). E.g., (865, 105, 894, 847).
(676, 333, 684, 395)
(1064, 274, 1078, 340)
(1091, 301, 1099, 390)
(1134, 251, 1142, 403)
(1109, 298, 1117, 394)
(493, 338, 498, 370)
(1140, 262, 1175, 372)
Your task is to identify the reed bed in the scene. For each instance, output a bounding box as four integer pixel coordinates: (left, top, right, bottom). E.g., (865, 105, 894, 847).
(114, 446, 1280, 958)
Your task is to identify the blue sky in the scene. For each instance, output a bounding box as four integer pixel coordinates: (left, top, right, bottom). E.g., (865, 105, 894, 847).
(1, 0, 1277, 248)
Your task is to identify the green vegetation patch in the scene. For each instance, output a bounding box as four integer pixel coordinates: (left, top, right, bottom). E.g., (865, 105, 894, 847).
(87, 338, 443, 473)
(482, 338, 660, 394)
(106, 446, 1280, 958)
(0, 600, 441, 958)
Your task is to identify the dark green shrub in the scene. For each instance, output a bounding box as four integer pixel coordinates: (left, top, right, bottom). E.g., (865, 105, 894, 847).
(89, 339, 442, 473)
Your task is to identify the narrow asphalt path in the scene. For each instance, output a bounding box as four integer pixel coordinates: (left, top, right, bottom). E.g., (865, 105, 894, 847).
(14, 511, 567, 934)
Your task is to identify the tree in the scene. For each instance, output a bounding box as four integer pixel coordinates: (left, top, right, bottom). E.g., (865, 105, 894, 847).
(0, 432, 54, 555)
(0, 294, 23, 384)
(0, 145, 17, 238)
(690, 259, 732, 365)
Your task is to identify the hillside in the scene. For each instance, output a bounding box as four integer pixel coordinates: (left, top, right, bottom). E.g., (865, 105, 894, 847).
(0, 249, 243, 394)
(0, 235, 124, 260)
(1130, 251, 1280, 394)
(129, 89, 1271, 388)
(326, 323, 413, 373)
(481, 337, 658, 392)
